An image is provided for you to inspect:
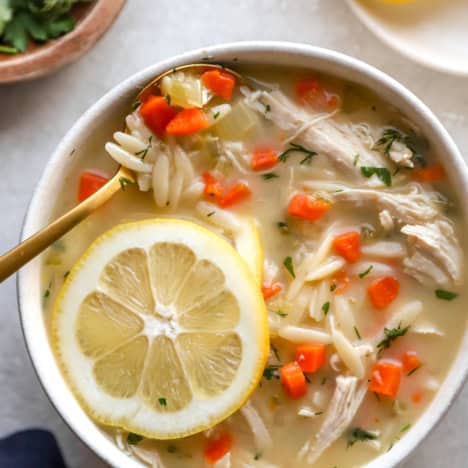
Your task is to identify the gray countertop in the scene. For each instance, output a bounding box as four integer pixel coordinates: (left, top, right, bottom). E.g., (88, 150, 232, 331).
(0, 1, 467, 466)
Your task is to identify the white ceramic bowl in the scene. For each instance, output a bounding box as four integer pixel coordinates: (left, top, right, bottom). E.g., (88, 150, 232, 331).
(18, 42, 468, 468)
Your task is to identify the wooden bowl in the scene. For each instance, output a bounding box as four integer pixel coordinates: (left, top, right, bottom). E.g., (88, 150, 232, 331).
(0, 0, 126, 84)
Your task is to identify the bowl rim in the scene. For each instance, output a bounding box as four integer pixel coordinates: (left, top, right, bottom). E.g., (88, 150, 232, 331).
(17, 41, 468, 468)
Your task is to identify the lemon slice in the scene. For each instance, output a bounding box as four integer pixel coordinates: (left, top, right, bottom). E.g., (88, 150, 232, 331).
(51, 219, 268, 439)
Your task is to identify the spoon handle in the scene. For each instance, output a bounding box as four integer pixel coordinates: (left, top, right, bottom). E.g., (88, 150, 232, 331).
(0, 167, 132, 283)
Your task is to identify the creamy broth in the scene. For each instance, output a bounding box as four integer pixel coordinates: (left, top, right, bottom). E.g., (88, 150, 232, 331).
(43, 66, 466, 467)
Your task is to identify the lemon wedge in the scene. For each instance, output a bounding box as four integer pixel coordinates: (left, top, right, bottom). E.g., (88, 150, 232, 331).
(51, 219, 268, 439)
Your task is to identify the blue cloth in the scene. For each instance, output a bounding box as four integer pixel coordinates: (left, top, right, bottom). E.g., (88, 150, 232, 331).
(0, 429, 66, 468)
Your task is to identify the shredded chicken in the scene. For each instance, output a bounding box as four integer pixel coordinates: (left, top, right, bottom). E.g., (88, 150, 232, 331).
(304, 183, 463, 287)
(242, 89, 389, 180)
(299, 376, 367, 464)
(388, 140, 414, 168)
(402, 220, 463, 286)
(240, 401, 273, 451)
(333, 184, 439, 225)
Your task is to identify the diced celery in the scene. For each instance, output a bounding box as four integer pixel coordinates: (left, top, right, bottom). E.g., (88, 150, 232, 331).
(160, 73, 203, 108)
(213, 100, 259, 141)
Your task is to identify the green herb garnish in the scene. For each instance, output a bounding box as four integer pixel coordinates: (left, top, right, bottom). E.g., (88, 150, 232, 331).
(63, 270, 70, 279)
(375, 128, 404, 156)
(165, 94, 171, 105)
(127, 433, 144, 445)
(358, 265, 373, 278)
(131, 100, 141, 111)
(407, 365, 422, 376)
(322, 301, 330, 315)
(435, 289, 458, 301)
(360, 166, 392, 186)
(377, 324, 409, 352)
(275, 310, 288, 318)
(347, 428, 378, 448)
(119, 177, 134, 191)
(271, 344, 280, 362)
(262, 172, 279, 180)
(353, 326, 361, 340)
(276, 221, 289, 233)
(206, 211, 215, 217)
(213, 111, 220, 119)
(278, 143, 317, 164)
(353, 154, 360, 166)
(0, 44, 16, 53)
(158, 397, 167, 406)
(330, 283, 337, 292)
(321, 377, 327, 385)
(283, 256, 295, 278)
(254, 451, 263, 460)
(135, 136, 153, 160)
(263, 365, 281, 380)
(400, 423, 411, 433)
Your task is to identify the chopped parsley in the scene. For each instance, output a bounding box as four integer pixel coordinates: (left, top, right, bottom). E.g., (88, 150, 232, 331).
(375, 128, 404, 156)
(135, 136, 153, 160)
(262, 172, 279, 180)
(207, 211, 215, 217)
(254, 451, 263, 460)
(63, 270, 70, 279)
(321, 301, 330, 316)
(353, 326, 362, 340)
(0, 45, 17, 54)
(358, 265, 373, 278)
(377, 324, 409, 352)
(353, 154, 360, 166)
(127, 432, 144, 445)
(400, 423, 411, 433)
(276, 221, 289, 233)
(271, 344, 281, 361)
(278, 143, 317, 164)
(263, 365, 281, 380)
(131, 100, 141, 112)
(213, 111, 220, 119)
(275, 310, 288, 318)
(283, 256, 295, 278)
(43, 289, 50, 299)
(165, 94, 171, 105)
(320, 377, 327, 385)
(360, 166, 392, 187)
(435, 289, 458, 301)
(347, 428, 378, 448)
(330, 283, 337, 292)
(158, 397, 167, 406)
(407, 365, 422, 376)
(119, 177, 134, 191)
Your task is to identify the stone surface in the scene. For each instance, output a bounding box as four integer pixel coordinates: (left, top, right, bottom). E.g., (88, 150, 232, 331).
(0, 0, 466, 466)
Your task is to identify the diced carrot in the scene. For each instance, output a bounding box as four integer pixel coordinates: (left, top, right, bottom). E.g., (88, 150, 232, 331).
(139, 95, 178, 136)
(368, 276, 400, 310)
(166, 108, 209, 135)
(261, 282, 282, 300)
(201, 69, 236, 101)
(78, 172, 109, 202)
(219, 183, 251, 207)
(296, 78, 340, 110)
(204, 432, 232, 465)
(202, 172, 223, 200)
(402, 351, 422, 374)
(333, 231, 361, 263)
(411, 390, 423, 404)
(295, 344, 326, 373)
(369, 361, 402, 398)
(251, 146, 278, 171)
(280, 361, 307, 399)
(412, 164, 445, 183)
(331, 270, 351, 295)
(288, 194, 330, 221)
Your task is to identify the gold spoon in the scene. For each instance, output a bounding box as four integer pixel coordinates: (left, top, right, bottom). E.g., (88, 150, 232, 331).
(0, 63, 243, 282)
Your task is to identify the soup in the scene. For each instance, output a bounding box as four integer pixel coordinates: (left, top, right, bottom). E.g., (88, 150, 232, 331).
(43, 65, 465, 467)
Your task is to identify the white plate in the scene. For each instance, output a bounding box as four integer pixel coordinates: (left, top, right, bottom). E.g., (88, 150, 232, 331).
(346, 0, 468, 76)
